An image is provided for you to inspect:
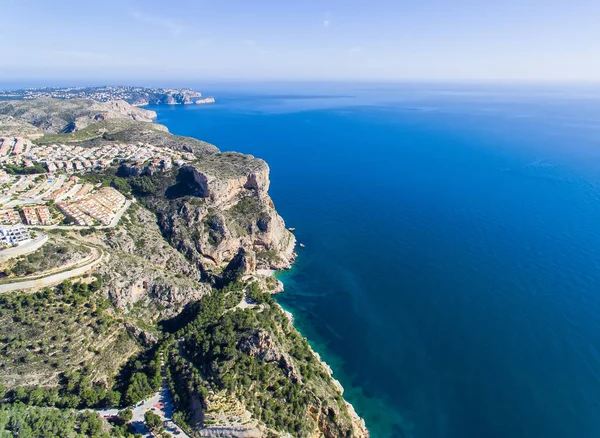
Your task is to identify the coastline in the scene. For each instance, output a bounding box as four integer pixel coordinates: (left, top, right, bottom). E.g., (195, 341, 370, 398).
(260, 268, 370, 437)
(148, 100, 369, 436)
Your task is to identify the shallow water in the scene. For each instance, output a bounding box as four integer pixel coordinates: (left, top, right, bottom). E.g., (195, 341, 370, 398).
(149, 83, 600, 438)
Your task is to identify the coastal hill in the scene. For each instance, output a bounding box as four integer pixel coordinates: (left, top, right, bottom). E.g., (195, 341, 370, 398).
(0, 98, 156, 135)
(0, 97, 368, 437)
(0, 85, 215, 106)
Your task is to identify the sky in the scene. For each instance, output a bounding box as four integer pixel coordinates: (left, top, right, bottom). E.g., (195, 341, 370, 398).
(2, 0, 600, 83)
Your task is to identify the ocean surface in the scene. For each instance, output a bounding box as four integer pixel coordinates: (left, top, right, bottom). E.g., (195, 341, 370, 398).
(148, 83, 600, 438)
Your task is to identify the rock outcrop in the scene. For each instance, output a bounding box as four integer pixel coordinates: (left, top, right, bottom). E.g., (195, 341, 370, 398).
(238, 330, 301, 382)
(149, 153, 296, 278)
(196, 97, 216, 104)
(97, 204, 210, 317)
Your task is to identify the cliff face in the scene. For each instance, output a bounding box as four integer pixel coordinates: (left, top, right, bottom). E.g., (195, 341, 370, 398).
(0, 97, 368, 436)
(148, 153, 296, 278)
(95, 203, 210, 318)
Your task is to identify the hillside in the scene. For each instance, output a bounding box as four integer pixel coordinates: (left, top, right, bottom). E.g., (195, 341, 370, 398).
(0, 100, 368, 438)
(0, 98, 156, 134)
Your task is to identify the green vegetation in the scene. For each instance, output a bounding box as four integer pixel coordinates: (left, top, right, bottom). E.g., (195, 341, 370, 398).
(191, 152, 264, 179)
(144, 411, 163, 434)
(162, 283, 352, 436)
(227, 196, 267, 236)
(3, 162, 47, 175)
(0, 404, 106, 438)
(0, 100, 360, 437)
(118, 408, 133, 423)
(32, 119, 161, 145)
(78, 172, 132, 198)
(0, 281, 139, 405)
(2, 242, 91, 278)
(79, 170, 172, 199)
(256, 249, 281, 265)
(115, 349, 162, 406)
(128, 174, 170, 197)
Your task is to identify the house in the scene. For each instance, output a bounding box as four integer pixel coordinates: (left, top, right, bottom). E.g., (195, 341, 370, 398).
(20, 206, 40, 225)
(35, 205, 53, 225)
(0, 209, 21, 225)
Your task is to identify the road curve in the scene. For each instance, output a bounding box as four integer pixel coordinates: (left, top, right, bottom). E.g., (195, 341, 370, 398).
(0, 246, 104, 293)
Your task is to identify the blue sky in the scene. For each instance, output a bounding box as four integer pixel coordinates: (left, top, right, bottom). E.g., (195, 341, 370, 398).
(2, 0, 600, 82)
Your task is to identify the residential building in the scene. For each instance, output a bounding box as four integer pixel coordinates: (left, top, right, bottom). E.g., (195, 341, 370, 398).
(0, 226, 30, 248)
(20, 206, 40, 225)
(0, 209, 21, 225)
(35, 205, 52, 225)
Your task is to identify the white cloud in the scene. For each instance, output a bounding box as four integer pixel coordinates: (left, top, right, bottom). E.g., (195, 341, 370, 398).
(348, 46, 363, 53)
(323, 19, 330, 27)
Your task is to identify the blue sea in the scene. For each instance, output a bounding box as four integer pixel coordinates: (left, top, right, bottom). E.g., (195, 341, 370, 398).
(148, 83, 600, 438)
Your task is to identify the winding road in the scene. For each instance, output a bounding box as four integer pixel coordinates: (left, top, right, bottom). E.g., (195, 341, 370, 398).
(0, 244, 105, 293)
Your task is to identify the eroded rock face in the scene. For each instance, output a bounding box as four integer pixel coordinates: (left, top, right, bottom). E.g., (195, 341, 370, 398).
(238, 330, 280, 362)
(125, 322, 158, 347)
(152, 156, 296, 277)
(98, 204, 210, 317)
(238, 330, 301, 383)
(178, 163, 270, 208)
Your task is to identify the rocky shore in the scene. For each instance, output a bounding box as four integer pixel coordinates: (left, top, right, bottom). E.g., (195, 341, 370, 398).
(268, 272, 370, 438)
(0, 94, 369, 437)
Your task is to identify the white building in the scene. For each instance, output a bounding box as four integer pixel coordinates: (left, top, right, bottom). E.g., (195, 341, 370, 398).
(0, 226, 31, 248)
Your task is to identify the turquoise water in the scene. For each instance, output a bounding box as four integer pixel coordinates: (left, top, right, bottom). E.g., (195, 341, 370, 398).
(148, 83, 600, 438)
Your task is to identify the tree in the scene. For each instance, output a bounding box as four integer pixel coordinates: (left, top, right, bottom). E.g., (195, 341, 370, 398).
(144, 410, 163, 431)
(106, 390, 122, 407)
(79, 411, 103, 436)
(118, 408, 133, 423)
(125, 372, 153, 405)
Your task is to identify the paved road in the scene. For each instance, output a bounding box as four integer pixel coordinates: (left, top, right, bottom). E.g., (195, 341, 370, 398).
(0, 245, 104, 293)
(96, 383, 189, 438)
(0, 233, 48, 263)
(96, 356, 189, 437)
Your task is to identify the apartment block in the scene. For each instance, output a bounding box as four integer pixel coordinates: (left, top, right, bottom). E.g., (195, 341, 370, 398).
(0, 209, 21, 225)
(35, 205, 53, 225)
(0, 226, 30, 248)
(20, 206, 40, 225)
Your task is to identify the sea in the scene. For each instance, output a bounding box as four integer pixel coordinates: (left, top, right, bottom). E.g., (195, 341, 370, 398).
(147, 82, 600, 438)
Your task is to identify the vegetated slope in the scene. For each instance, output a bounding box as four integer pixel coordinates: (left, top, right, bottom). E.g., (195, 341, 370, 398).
(166, 283, 367, 437)
(0, 98, 156, 134)
(0, 111, 368, 437)
(33, 118, 219, 156)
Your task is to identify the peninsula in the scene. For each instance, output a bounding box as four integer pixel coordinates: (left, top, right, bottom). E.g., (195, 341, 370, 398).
(0, 94, 368, 437)
(0, 86, 215, 106)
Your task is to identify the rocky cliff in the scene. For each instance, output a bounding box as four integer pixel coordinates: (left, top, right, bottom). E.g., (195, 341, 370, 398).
(95, 204, 210, 318)
(0, 95, 368, 437)
(146, 153, 296, 279)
